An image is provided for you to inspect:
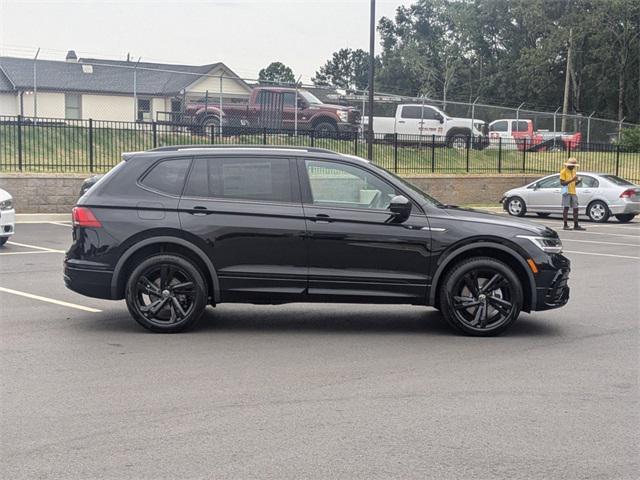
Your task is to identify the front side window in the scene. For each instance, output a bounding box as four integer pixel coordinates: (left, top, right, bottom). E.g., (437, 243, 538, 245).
(184, 157, 293, 203)
(65, 94, 82, 120)
(137, 99, 151, 122)
(305, 160, 397, 210)
(490, 121, 508, 132)
(140, 158, 191, 196)
(537, 175, 561, 189)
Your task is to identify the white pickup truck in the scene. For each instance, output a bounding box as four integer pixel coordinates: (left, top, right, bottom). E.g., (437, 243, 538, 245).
(362, 104, 488, 148)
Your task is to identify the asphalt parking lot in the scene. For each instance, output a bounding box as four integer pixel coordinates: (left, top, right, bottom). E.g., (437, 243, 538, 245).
(1, 216, 639, 480)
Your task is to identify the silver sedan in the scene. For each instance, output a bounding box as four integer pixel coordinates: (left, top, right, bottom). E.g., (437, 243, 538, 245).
(501, 173, 640, 223)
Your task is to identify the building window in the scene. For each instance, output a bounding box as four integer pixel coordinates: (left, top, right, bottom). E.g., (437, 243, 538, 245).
(137, 98, 151, 122)
(65, 94, 82, 120)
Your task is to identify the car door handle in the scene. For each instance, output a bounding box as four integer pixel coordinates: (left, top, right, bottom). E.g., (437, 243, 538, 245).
(582, 189, 592, 193)
(398, 120, 405, 124)
(312, 213, 333, 223)
(553, 189, 561, 193)
(189, 206, 210, 216)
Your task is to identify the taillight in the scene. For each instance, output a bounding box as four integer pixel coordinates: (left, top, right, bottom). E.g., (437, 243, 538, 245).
(620, 189, 636, 199)
(72, 206, 102, 228)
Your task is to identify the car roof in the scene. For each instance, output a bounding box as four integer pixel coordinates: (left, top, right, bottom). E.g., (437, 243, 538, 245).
(123, 145, 371, 164)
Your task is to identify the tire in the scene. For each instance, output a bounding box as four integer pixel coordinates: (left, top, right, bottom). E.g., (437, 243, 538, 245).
(0, 237, 7, 247)
(506, 196, 527, 217)
(439, 257, 523, 336)
(314, 121, 337, 137)
(125, 254, 207, 333)
(448, 133, 468, 149)
(200, 116, 220, 136)
(615, 214, 636, 223)
(587, 200, 610, 223)
(536, 212, 551, 218)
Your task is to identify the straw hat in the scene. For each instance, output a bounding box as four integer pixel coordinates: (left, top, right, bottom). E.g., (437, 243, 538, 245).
(564, 157, 579, 167)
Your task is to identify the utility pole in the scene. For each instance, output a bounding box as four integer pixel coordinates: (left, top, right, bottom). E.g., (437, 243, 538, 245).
(33, 47, 40, 118)
(367, 0, 376, 161)
(561, 28, 573, 132)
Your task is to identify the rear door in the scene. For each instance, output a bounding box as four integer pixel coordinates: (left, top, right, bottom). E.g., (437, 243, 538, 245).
(298, 158, 431, 302)
(179, 155, 307, 300)
(576, 175, 599, 214)
(395, 106, 423, 137)
(489, 120, 512, 148)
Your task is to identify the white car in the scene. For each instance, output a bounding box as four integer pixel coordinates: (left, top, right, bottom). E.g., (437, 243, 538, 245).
(501, 173, 640, 223)
(0, 188, 15, 246)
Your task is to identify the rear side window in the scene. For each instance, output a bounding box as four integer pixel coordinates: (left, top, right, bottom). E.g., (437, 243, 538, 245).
(140, 158, 191, 196)
(490, 121, 508, 132)
(579, 176, 599, 188)
(184, 156, 293, 203)
(401, 106, 421, 119)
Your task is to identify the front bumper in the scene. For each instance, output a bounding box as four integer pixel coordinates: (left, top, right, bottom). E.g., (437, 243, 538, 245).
(0, 208, 15, 237)
(337, 122, 360, 133)
(533, 254, 571, 311)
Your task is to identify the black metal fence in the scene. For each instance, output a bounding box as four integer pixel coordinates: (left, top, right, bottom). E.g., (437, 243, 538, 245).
(1, 115, 639, 182)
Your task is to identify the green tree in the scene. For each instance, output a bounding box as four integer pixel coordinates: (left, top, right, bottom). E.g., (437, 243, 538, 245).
(312, 48, 374, 90)
(258, 62, 295, 85)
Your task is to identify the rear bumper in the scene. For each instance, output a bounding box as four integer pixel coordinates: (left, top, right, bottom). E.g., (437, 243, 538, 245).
(608, 201, 640, 215)
(64, 260, 114, 300)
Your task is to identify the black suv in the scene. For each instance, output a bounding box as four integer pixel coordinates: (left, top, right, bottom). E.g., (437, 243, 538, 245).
(64, 146, 570, 336)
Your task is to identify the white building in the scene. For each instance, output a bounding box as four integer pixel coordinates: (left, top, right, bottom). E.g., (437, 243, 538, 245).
(0, 50, 252, 122)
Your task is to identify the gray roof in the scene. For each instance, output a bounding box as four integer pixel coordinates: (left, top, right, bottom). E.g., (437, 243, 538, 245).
(0, 56, 249, 96)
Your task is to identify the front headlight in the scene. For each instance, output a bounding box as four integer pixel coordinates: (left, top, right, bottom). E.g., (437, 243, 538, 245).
(517, 235, 563, 254)
(0, 199, 12, 210)
(337, 110, 349, 122)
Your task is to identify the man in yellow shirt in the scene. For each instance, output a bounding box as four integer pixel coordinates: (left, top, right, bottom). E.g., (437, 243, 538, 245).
(560, 157, 586, 231)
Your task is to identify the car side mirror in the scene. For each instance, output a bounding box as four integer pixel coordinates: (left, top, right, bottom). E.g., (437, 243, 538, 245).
(435, 113, 444, 124)
(389, 195, 412, 222)
(297, 100, 307, 109)
(530, 183, 538, 190)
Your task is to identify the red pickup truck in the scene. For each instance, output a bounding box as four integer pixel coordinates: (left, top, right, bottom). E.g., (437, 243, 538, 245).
(184, 86, 361, 136)
(488, 119, 582, 151)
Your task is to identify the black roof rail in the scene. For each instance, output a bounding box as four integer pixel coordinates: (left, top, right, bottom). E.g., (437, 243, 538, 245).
(148, 144, 336, 154)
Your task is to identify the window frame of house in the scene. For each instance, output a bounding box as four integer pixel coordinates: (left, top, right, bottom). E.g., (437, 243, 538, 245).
(65, 93, 82, 120)
(137, 98, 152, 122)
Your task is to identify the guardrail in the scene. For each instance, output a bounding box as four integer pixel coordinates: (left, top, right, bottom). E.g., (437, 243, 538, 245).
(1, 115, 638, 183)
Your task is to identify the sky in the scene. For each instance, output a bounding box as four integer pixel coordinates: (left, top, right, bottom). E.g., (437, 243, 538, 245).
(0, 0, 411, 83)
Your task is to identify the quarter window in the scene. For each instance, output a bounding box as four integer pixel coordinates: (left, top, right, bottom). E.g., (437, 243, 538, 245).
(184, 157, 293, 203)
(305, 160, 397, 210)
(140, 158, 191, 195)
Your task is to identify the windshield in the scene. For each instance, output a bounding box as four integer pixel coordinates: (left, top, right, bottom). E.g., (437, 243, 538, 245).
(299, 90, 322, 105)
(601, 175, 635, 186)
(376, 165, 444, 207)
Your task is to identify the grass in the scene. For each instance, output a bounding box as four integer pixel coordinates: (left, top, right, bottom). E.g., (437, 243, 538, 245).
(1, 124, 639, 182)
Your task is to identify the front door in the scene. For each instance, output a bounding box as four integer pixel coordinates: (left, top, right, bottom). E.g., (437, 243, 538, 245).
(179, 155, 307, 301)
(299, 158, 432, 302)
(529, 174, 562, 213)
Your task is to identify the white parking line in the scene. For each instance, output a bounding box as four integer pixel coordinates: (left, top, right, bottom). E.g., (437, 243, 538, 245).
(562, 239, 640, 247)
(49, 222, 72, 227)
(0, 250, 62, 256)
(6, 241, 66, 253)
(0, 287, 102, 312)
(559, 230, 640, 239)
(563, 250, 640, 260)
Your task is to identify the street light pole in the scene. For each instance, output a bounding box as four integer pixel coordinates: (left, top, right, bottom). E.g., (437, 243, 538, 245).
(367, 0, 375, 161)
(33, 48, 40, 118)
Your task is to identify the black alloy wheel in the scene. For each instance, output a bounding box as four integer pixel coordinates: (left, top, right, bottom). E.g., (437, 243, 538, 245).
(125, 254, 207, 333)
(440, 257, 523, 336)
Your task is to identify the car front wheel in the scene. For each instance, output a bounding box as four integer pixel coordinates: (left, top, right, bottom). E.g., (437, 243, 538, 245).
(125, 254, 207, 333)
(439, 257, 523, 336)
(507, 196, 527, 217)
(0, 236, 8, 247)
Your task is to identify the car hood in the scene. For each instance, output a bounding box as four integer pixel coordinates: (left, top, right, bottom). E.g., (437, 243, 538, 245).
(0, 188, 12, 202)
(312, 103, 355, 111)
(437, 205, 557, 237)
(449, 116, 485, 124)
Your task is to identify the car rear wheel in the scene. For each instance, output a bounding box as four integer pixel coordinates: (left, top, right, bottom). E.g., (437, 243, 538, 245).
(536, 212, 551, 218)
(439, 257, 523, 336)
(125, 254, 207, 333)
(507, 196, 527, 217)
(587, 201, 610, 223)
(615, 214, 636, 223)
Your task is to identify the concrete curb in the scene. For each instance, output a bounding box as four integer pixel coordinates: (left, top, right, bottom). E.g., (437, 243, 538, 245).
(16, 213, 71, 223)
